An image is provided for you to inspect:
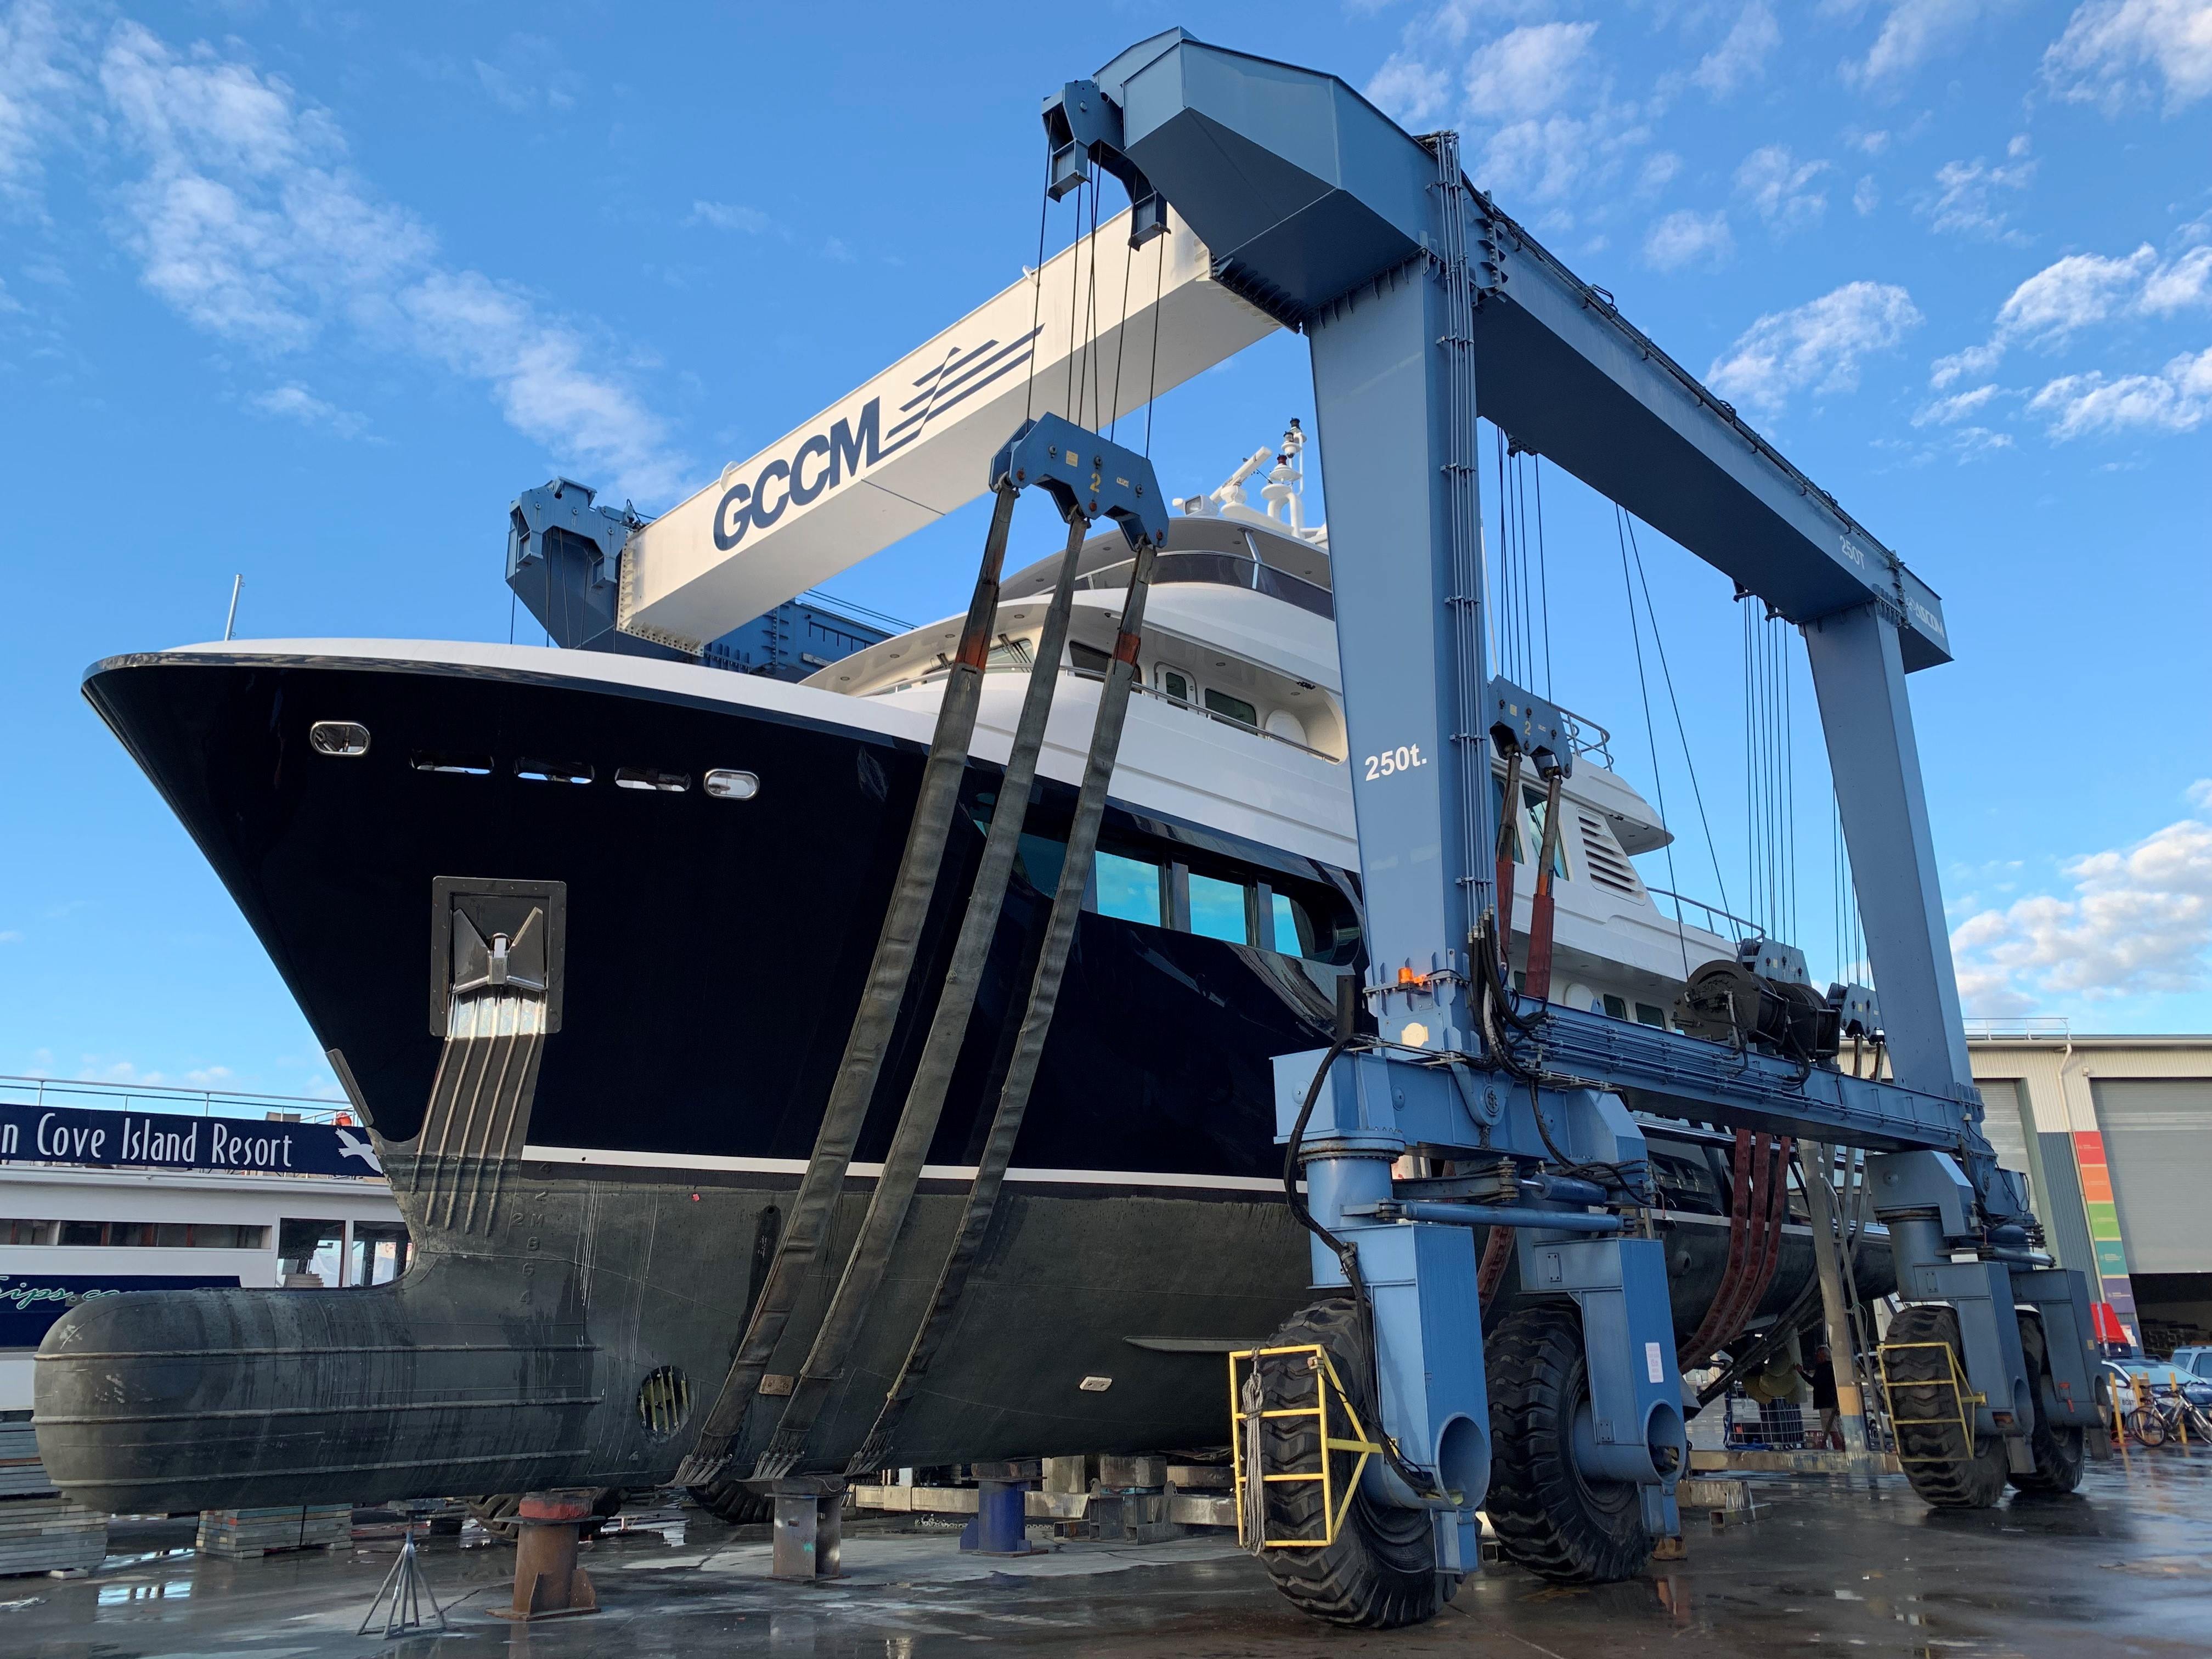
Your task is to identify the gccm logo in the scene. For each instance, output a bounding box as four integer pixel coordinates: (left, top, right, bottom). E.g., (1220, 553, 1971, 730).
(712, 399, 882, 551)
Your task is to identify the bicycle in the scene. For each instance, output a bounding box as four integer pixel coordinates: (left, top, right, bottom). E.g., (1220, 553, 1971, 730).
(2111, 1373, 2212, 1447)
(2146, 1385, 2212, 1446)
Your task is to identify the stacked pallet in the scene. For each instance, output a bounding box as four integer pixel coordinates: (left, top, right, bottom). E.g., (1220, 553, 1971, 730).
(0, 1421, 53, 1499)
(0, 1498, 109, 1576)
(0, 1423, 108, 1576)
(197, 1505, 352, 1559)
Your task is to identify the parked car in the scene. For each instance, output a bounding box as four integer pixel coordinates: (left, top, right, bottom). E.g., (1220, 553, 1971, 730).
(2169, 1346, 2212, 1402)
(2107, 1350, 2212, 1409)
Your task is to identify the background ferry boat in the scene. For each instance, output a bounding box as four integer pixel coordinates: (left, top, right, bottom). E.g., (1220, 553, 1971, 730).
(1, 1076, 400, 1415)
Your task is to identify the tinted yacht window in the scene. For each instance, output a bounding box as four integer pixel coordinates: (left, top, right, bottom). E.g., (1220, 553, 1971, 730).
(1188, 873, 1250, 943)
(1203, 687, 1258, 729)
(1094, 851, 1164, 926)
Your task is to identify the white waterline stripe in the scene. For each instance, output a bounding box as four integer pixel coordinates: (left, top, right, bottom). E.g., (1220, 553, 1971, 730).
(516, 1144, 1283, 1193)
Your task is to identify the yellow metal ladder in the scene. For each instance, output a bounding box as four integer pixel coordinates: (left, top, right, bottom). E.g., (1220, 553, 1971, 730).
(1877, 1339, 1986, 1463)
(1228, 1344, 1386, 1550)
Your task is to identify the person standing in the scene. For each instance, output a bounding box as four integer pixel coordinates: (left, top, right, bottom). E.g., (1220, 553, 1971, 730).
(1799, 1343, 1842, 1449)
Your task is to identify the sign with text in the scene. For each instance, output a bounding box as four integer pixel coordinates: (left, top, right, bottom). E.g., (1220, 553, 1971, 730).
(0, 1102, 383, 1180)
(0, 1272, 241, 1349)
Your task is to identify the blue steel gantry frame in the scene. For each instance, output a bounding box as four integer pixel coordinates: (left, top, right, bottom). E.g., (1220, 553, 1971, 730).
(1046, 28, 2100, 1570)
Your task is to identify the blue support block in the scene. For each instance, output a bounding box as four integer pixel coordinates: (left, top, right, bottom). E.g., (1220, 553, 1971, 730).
(958, 1480, 1037, 1555)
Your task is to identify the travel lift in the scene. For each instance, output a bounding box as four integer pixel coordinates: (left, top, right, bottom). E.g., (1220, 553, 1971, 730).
(574, 30, 2100, 1633)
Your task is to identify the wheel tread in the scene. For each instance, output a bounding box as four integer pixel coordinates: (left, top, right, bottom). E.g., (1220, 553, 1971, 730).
(1250, 1299, 1441, 1629)
(1485, 1304, 1650, 1583)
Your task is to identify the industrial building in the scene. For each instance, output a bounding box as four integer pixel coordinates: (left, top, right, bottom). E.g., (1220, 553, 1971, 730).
(1969, 1025, 2212, 1351)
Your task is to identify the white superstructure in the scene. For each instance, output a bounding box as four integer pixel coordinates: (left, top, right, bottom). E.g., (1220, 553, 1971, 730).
(802, 428, 1739, 1015)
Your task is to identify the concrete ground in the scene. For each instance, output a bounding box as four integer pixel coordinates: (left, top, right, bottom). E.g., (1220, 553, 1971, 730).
(4, 1452, 2207, 1658)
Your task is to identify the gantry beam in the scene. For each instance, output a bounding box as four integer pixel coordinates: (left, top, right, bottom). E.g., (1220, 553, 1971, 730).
(1093, 29, 1950, 668)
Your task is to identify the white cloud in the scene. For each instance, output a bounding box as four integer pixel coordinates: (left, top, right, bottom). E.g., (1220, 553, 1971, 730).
(1645, 208, 1735, 270)
(1366, 1, 1553, 127)
(1465, 22, 1599, 120)
(472, 36, 580, 116)
(1930, 241, 2209, 384)
(1479, 113, 1633, 202)
(249, 381, 367, 437)
(1846, 0, 1995, 89)
(2028, 345, 2212, 435)
(1694, 2, 1782, 96)
(1638, 151, 1684, 192)
(2041, 0, 2212, 113)
(1367, 9, 1647, 210)
(1367, 54, 1454, 127)
(1853, 174, 1881, 215)
(1919, 152, 2037, 240)
(397, 271, 685, 495)
(2141, 244, 2212, 311)
(89, 20, 687, 500)
(1954, 783, 2212, 1006)
(1735, 144, 1831, 232)
(688, 199, 775, 234)
(1707, 281, 1923, 413)
(0, 0, 78, 206)
(1913, 381, 2000, 423)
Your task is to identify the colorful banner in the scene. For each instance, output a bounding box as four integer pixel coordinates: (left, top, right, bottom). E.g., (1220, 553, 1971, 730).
(2069, 1131, 2138, 1345)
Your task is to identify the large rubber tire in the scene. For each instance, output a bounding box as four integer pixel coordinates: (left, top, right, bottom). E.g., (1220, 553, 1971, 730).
(687, 1475, 775, 1525)
(1484, 1302, 1651, 1583)
(2011, 1313, 2085, 1494)
(1250, 1299, 1441, 1630)
(1883, 1305, 2009, 1508)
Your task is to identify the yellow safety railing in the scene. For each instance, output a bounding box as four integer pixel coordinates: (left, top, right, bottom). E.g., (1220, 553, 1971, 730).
(1877, 1339, 1985, 1464)
(1228, 1344, 1385, 1550)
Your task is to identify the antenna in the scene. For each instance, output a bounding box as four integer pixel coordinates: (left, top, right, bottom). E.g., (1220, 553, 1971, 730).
(223, 575, 244, 641)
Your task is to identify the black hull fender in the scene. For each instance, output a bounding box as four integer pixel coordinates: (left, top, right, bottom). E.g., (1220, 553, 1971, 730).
(32, 1255, 602, 1514)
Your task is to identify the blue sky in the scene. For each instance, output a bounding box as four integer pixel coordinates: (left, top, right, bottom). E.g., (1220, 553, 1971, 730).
(0, 0, 2207, 1100)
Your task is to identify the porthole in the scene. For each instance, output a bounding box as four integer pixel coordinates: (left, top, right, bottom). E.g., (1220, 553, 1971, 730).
(517, 758, 594, 785)
(616, 766, 690, 793)
(638, 1365, 691, 1440)
(704, 769, 760, 800)
(410, 752, 492, 776)
(309, 721, 370, 757)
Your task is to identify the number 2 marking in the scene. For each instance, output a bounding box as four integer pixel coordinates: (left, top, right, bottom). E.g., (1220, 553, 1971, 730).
(1363, 744, 1426, 781)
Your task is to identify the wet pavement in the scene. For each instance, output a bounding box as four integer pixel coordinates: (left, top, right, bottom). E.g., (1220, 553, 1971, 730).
(4, 1451, 2209, 1657)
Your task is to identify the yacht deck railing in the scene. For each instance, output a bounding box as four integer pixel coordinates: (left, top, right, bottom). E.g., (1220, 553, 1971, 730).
(0, 1073, 352, 1124)
(1646, 888, 1760, 942)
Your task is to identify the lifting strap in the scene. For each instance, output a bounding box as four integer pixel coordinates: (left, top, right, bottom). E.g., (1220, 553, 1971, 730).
(1522, 767, 1567, 999)
(748, 512, 1092, 1480)
(674, 486, 1022, 1489)
(1476, 1223, 1516, 1307)
(1492, 748, 1523, 975)
(1677, 1129, 1791, 1369)
(844, 540, 1159, 1475)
